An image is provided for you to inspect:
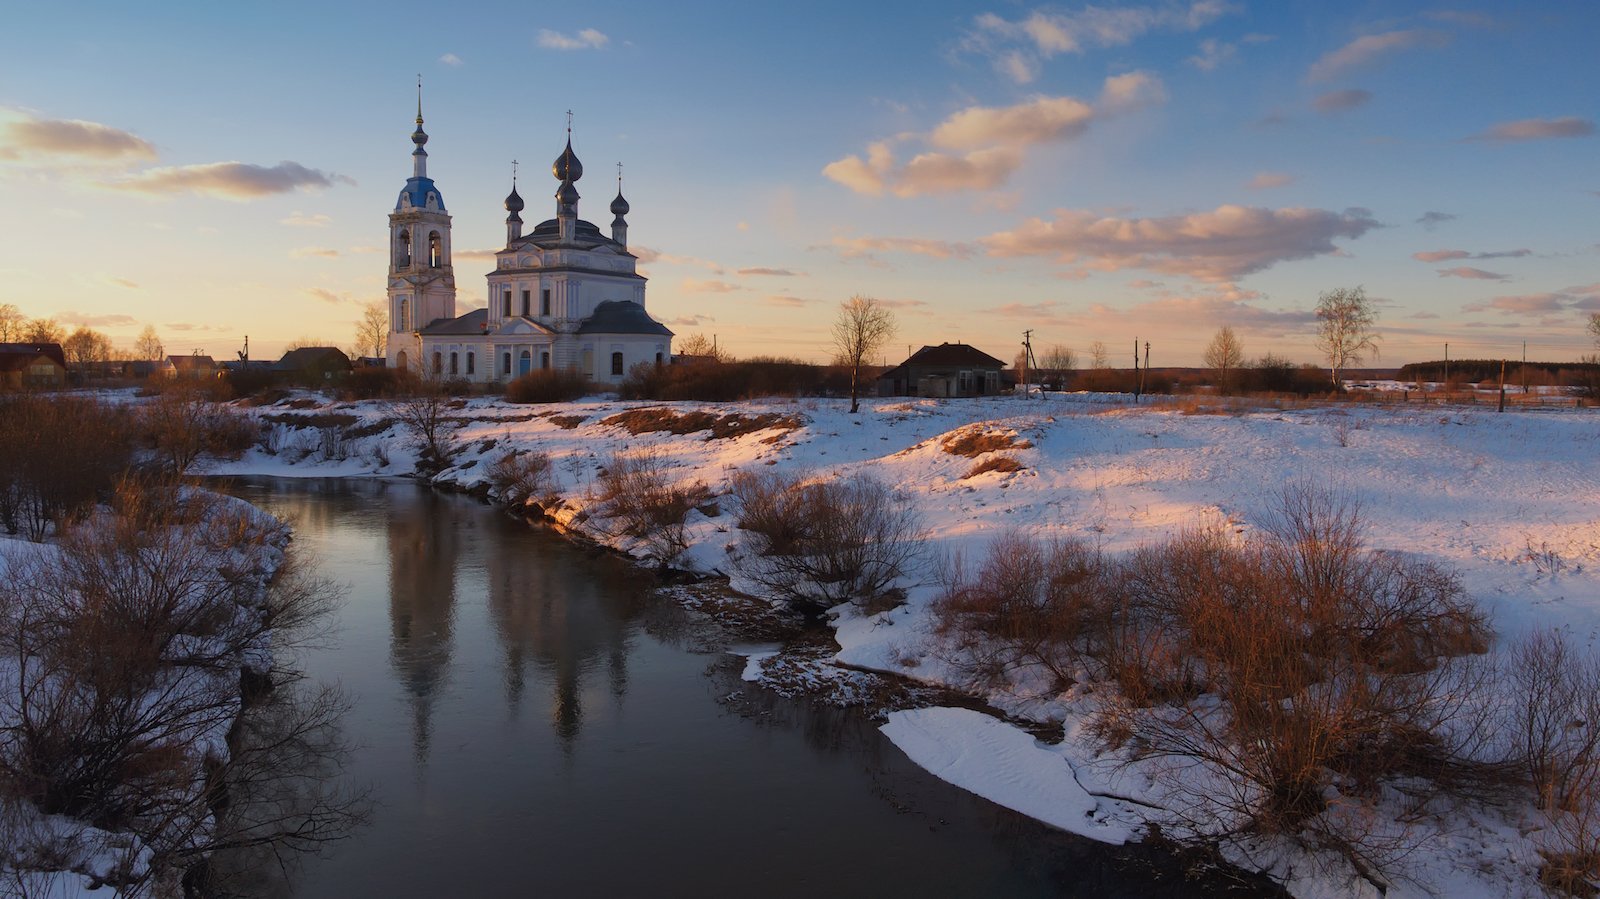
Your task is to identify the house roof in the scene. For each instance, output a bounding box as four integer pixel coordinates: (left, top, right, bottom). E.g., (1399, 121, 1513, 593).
(167, 355, 217, 369)
(0, 353, 65, 373)
(575, 300, 674, 337)
(0, 342, 67, 369)
(900, 342, 1007, 368)
(418, 307, 489, 335)
(276, 347, 351, 371)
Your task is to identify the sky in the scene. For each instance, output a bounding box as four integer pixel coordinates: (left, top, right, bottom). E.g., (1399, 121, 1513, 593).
(1, 0, 1596, 366)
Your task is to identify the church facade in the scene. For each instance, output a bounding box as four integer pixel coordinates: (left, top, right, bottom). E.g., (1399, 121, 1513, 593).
(384, 103, 672, 384)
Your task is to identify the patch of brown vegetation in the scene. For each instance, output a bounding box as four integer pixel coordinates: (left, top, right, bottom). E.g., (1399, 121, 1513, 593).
(941, 428, 1032, 457)
(601, 406, 803, 440)
(964, 455, 1024, 478)
(548, 414, 586, 429)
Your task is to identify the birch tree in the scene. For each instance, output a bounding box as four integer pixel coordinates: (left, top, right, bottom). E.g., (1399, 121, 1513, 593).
(832, 295, 896, 414)
(1314, 287, 1379, 388)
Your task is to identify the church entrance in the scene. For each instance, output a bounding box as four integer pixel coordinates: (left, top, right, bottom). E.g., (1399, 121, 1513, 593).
(518, 350, 531, 376)
(396, 350, 408, 370)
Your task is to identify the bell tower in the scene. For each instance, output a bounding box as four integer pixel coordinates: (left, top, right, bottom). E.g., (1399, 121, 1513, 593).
(386, 79, 455, 371)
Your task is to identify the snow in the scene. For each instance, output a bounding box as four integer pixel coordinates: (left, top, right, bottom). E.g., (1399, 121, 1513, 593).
(881, 706, 1137, 845)
(200, 389, 1600, 896)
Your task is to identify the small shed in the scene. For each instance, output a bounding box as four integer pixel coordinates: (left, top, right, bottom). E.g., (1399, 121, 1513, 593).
(275, 346, 352, 382)
(0, 343, 67, 389)
(163, 354, 218, 379)
(876, 343, 1008, 398)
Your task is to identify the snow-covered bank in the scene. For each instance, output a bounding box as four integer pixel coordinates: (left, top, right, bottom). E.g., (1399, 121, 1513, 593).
(206, 391, 1600, 896)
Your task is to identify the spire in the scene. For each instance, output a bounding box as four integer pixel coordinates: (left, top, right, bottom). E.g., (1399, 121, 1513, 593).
(610, 160, 629, 247)
(554, 114, 581, 243)
(411, 74, 429, 179)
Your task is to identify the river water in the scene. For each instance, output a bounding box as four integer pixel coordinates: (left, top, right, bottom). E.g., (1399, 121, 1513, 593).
(217, 478, 1279, 898)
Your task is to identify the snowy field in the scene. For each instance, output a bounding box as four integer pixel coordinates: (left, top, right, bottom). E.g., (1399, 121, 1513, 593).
(206, 391, 1600, 897)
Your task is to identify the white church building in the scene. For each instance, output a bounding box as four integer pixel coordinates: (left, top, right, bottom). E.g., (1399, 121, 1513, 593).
(384, 102, 672, 383)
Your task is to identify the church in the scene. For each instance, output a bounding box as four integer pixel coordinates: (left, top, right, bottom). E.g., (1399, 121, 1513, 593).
(384, 101, 673, 383)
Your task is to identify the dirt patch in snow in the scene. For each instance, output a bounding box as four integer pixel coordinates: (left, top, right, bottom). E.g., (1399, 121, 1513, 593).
(601, 407, 804, 440)
(941, 428, 1032, 457)
(547, 414, 586, 429)
(964, 455, 1025, 478)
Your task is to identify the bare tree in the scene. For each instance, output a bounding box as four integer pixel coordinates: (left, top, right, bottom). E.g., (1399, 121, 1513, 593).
(1089, 340, 1109, 369)
(134, 324, 165, 362)
(1315, 286, 1379, 389)
(1203, 326, 1245, 393)
(62, 327, 113, 371)
(832, 295, 896, 413)
(390, 372, 457, 475)
(1588, 313, 1600, 351)
(355, 301, 388, 360)
(1039, 344, 1076, 390)
(0, 304, 22, 342)
(23, 317, 64, 344)
(674, 332, 723, 361)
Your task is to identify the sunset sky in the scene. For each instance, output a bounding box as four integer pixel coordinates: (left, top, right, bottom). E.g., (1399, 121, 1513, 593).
(2, 1, 1595, 366)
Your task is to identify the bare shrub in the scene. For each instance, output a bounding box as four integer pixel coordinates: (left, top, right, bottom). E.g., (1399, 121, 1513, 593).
(505, 368, 590, 404)
(487, 451, 559, 509)
(0, 393, 136, 540)
(1099, 486, 1494, 879)
(142, 384, 260, 473)
(389, 378, 457, 475)
(931, 532, 1108, 689)
(730, 470, 924, 615)
(594, 450, 708, 563)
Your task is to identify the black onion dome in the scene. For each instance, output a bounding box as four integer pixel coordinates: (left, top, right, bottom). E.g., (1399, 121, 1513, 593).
(610, 191, 629, 216)
(504, 186, 525, 213)
(552, 138, 583, 182)
(412, 120, 428, 147)
(557, 179, 580, 205)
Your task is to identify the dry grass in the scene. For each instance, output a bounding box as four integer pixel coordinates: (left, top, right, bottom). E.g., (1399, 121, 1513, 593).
(963, 456, 1025, 478)
(548, 414, 586, 430)
(594, 449, 710, 562)
(601, 407, 803, 439)
(941, 428, 1032, 457)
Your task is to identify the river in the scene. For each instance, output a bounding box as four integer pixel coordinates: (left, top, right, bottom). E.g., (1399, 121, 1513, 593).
(215, 478, 1280, 898)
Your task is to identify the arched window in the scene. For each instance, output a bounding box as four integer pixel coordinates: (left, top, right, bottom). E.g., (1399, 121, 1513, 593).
(432, 352, 442, 374)
(502, 352, 511, 375)
(396, 229, 411, 268)
(399, 299, 410, 332)
(655, 352, 663, 367)
(541, 351, 550, 370)
(396, 350, 409, 370)
(466, 352, 475, 375)
(503, 291, 512, 317)
(428, 231, 443, 268)
(611, 352, 624, 376)
(449, 352, 458, 375)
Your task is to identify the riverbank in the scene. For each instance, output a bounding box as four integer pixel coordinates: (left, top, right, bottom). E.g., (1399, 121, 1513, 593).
(205, 390, 1600, 898)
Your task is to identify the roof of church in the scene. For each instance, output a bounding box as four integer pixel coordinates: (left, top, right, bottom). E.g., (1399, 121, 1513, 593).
(576, 300, 674, 337)
(418, 307, 488, 335)
(512, 217, 631, 253)
(396, 176, 446, 213)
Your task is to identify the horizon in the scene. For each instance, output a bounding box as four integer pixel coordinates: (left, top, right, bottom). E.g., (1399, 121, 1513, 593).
(2, 1, 1596, 367)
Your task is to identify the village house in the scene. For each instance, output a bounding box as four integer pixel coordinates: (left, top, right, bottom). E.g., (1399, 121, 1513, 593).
(876, 343, 1009, 398)
(0, 343, 67, 389)
(162, 354, 219, 379)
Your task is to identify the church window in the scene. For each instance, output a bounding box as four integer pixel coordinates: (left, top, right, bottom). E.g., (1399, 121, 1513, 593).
(503, 291, 512, 317)
(521, 290, 530, 316)
(502, 352, 511, 375)
(449, 352, 458, 375)
(432, 352, 442, 374)
(611, 352, 625, 376)
(396, 229, 411, 267)
(541, 288, 551, 316)
(428, 231, 443, 267)
(655, 352, 663, 367)
(541, 351, 550, 370)
(467, 352, 475, 375)
(399, 299, 410, 332)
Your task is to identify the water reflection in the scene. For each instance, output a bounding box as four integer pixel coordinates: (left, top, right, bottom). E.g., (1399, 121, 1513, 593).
(384, 490, 458, 765)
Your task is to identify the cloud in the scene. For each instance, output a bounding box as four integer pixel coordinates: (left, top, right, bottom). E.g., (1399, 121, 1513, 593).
(439, 53, 463, 66)
(665, 314, 714, 327)
(299, 287, 351, 305)
(164, 322, 229, 333)
(1246, 172, 1293, 190)
(1438, 266, 1509, 280)
(56, 310, 139, 328)
(1306, 29, 1448, 83)
(981, 204, 1380, 281)
(736, 267, 800, 277)
(680, 278, 741, 294)
(1468, 116, 1594, 142)
(826, 235, 975, 261)
(876, 298, 929, 309)
(1413, 248, 1531, 262)
(0, 111, 156, 163)
(280, 211, 332, 228)
(632, 246, 724, 273)
(453, 247, 501, 260)
(988, 301, 1060, 318)
(1313, 89, 1373, 113)
(108, 278, 140, 290)
(290, 247, 340, 259)
(764, 295, 810, 308)
(1464, 283, 1600, 315)
(1423, 10, 1499, 29)
(1416, 211, 1456, 230)
(824, 73, 1163, 197)
(537, 28, 609, 50)
(106, 161, 351, 200)
(1188, 38, 1237, 71)
(965, 2, 1236, 83)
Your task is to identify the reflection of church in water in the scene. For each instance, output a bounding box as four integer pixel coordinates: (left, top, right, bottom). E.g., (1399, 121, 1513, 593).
(383, 93, 672, 383)
(384, 491, 632, 761)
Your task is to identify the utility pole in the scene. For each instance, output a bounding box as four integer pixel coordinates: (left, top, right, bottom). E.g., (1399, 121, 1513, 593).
(1498, 358, 1507, 413)
(1521, 340, 1527, 397)
(1444, 342, 1449, 393)
(1021, 329, 1033, 399)
(1132, 338, 1141, 403)
(1142, 341, 1151, 398)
